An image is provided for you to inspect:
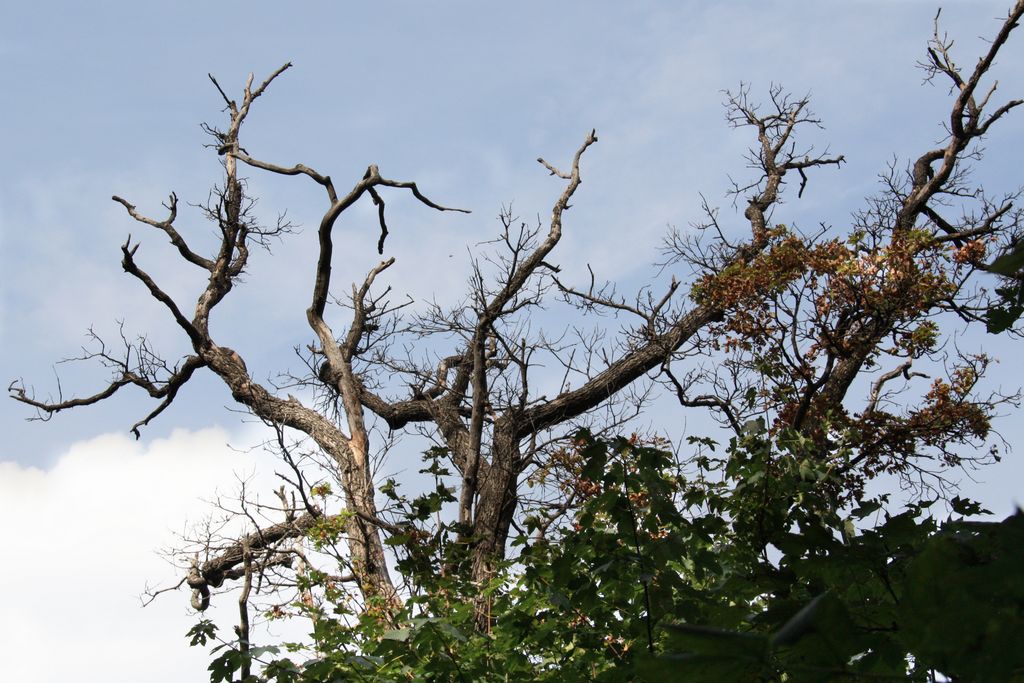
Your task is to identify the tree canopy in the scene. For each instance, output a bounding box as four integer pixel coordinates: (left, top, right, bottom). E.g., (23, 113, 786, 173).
(11, 2, 1024, 681)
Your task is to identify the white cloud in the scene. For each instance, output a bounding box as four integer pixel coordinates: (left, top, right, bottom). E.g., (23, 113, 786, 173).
(0, 426, 302, 682)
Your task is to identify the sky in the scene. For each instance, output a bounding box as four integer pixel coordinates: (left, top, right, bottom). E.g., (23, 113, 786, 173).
(2, 1, 1023, 680)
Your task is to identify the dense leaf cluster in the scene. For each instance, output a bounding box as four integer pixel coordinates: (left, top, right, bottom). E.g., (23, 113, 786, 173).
(193, 429, 1023, 681)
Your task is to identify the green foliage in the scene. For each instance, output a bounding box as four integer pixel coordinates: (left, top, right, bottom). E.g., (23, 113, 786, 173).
(986, 242, 1024, 333)
(189, 431, 1024, 681)
(187, 619, 218, 647)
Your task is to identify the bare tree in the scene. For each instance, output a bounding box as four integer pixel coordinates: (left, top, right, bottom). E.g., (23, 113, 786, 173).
(11, 1, 1024, 636)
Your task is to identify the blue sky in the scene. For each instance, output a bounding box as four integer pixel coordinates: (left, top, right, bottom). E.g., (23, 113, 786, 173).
(2, 2, 1022, 680)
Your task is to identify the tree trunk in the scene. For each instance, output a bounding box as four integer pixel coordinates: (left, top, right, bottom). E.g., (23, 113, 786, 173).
(468, 427, 522, 594)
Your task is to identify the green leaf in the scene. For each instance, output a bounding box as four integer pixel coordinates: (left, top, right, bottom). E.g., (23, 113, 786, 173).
(207, 650, 243, 683)
(851, 500, 883, 519)
(384, 533, 411, 546)
(186, 619, 217, 647)
(986, 301, 1023, 334)
(770, 593, 827, 647)
(248, 645, 280, 659)
(663, 623, 769, 660)
(382, 627, 411, 642)
(741, 417, 766, 436)
(989, 244, 1024, 274)
(898, 512, 1024, 680)
(949, 495, 991, 517)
